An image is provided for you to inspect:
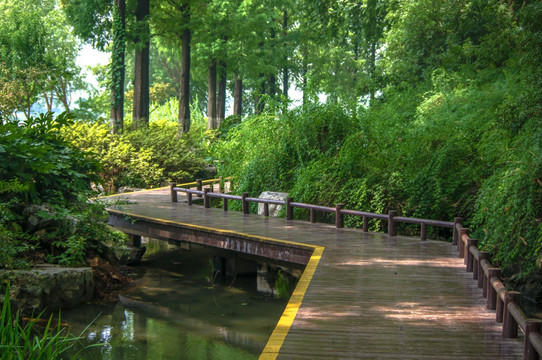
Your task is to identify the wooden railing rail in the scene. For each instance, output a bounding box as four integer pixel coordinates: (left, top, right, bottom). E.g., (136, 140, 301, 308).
(170, 182, 457, 241)
(456, 223, 542, 360)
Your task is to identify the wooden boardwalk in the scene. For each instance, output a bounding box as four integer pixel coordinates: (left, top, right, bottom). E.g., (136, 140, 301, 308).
(107, 188, 524, 359)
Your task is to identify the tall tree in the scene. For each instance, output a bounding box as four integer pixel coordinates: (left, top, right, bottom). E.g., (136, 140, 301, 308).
(132, 0, 150, 127)
(110, 0, 126, 133)
(178, 3, 191, 133)
(207, 59, 217, 129)
(62, 0, 127, 132)
(216, 59, 226, 127)
(0, 0, 82, 118)
(152, 0, 193, 133)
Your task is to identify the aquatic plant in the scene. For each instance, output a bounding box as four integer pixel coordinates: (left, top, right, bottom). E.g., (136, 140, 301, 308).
(0, 285, 91, 359)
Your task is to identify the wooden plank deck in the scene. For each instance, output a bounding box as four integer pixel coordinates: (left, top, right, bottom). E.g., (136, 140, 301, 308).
(106, 188, 523, 359)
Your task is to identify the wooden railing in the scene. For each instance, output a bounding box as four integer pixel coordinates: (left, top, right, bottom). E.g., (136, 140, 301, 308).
(171, 179, 542, 359)
(170, 180, 459, 241)
(456, 223, 542, 360)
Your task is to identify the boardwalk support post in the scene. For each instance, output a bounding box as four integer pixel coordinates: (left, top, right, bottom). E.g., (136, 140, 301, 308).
(223, 198, 228, 212)
(196, 179, 203, 197)
(453, 217, 463, 245)
(286, 197, 293, 221)
(187, 192, 192, 206)
(336, 204, 345, 228)
(204, 188, 211, 208)
(129, 234, 142, 247)
(524, 319, 542, 360)
(242, 193, 249, 214)
(502, 291, 520, 338)
(170, 182, 177, 203)
(388, 210, 397, 236)
(310, 208, 316, 223)
(264, 203, 269, 217)
(486, 268, 501, 310)
(362, 215, 368, 232)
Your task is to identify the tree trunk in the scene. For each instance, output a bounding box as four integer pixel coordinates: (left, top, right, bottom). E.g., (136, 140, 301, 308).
(233, 72, 242, 116)
(110, 0, 126, 134)
(216, 60, 226, 128)
(55, 77, 71, 113)
(178, 3, 191, 134)
(282, 10, 288, 98)
(255, 73, 266, 115)
(207, 59, 217, 129)
(268, 74, 276, 99)
(133, 0, 150, 128)
(43, 89, 53, 112)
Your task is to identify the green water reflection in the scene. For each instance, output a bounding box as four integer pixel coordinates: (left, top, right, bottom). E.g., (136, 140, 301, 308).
(62, 239, 295, 360)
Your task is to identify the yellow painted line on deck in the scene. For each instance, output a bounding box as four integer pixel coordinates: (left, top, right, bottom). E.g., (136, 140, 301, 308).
(97, 186, 170, 199)
(107, 209, 315, 250)
(259, 246, 324, 360)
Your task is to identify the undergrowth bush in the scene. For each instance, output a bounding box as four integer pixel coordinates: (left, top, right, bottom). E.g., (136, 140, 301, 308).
(63, 106, 213, 192)
(214, 67, 542, 277)
(0, 112, 126, 269)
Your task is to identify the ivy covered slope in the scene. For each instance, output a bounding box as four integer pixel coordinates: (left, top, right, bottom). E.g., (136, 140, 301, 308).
(0, 112, 125, 269)
(214, 2, 542, 280)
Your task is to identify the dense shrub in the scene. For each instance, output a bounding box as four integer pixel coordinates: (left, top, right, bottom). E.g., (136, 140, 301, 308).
(214, 68, 542, 277)
(0, 112, 126, 268)
(62, 114, 213, 192)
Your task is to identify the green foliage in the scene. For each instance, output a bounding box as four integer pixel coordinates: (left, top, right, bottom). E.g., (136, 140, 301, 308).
(0, 112, 127, 268)
(63, 106, 212, 191)
(0, 112, 100, 205)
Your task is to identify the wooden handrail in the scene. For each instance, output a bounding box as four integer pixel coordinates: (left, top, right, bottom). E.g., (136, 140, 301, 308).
(170, 184, 457, 241)
(457, 223, 542, 359)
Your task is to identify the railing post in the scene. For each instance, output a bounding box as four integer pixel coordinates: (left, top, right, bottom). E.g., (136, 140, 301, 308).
(496, 292, 504, 323)
(473, 254, 479, 280)
(264, 203, 269, 217)
(204, 188, 211, 208)
(196, 179, 203, 197)
(242, 192, 249, 214)
(187, 192, 192, 206)
(336, 204, 345, 228)
(486, 268, 501, 310)
(453, 217, 463, 245)
(286, 197, 293, 221)
(466, 239, 478, 272)
(223, 198, 228, 212)
(362, 215, 368, 232)
(459, 228, 469, 260)
(502, 291, 520, 338)
(420, 223, 427, 241)
(310, 208, 316, 223)
(524, 319, 542, 360)
(478, 252, 489, 288)
(388, 210, 397, 236)
(170, 182, 177, 203)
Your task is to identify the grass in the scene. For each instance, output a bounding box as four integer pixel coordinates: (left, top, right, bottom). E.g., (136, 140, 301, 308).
(0, 285, 98, 360)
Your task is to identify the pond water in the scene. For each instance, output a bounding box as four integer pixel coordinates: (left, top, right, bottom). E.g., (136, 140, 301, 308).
(62, 239, 299, 360)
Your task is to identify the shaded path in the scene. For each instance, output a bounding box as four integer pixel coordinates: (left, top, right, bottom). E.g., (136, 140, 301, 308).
(106, 188, 523, 359)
